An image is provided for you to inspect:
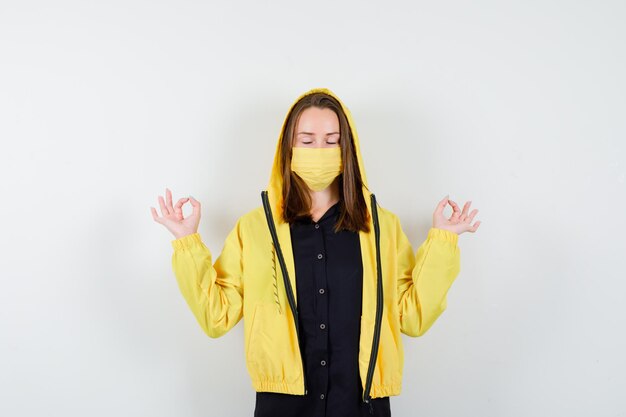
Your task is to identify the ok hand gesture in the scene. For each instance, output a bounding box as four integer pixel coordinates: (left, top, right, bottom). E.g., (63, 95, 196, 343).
(150, 188, 200, 239)
(432, 195, 481, 235)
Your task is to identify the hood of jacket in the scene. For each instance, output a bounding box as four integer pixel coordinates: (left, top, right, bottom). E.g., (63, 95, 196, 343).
(265, 87, 371, 225)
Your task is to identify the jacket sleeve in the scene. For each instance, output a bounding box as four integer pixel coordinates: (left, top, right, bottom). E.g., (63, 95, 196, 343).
(395, 216, 461, 337)
(170, 219, 244, 339)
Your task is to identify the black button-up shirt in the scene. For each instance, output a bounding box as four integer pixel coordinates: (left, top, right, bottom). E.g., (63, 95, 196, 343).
(254, 201, 391, 417)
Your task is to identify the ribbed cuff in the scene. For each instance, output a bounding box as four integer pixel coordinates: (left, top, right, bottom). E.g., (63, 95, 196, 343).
(427, 227, 458, 245)
(171, 232, 202, 250)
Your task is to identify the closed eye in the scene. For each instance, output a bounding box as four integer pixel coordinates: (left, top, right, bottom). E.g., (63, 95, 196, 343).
(302, 141, 338, 145)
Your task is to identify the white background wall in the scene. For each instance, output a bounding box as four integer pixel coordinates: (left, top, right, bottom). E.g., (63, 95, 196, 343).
(1, 1, 624, 416)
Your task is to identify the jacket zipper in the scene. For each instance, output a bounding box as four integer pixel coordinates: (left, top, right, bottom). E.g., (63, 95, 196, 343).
(261, 190, 308, 395)
(363, 192, 383, 415)
(260, 191, 383, 409)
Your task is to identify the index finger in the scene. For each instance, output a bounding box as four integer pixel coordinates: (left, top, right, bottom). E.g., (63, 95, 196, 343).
(448, 199, 461, 213)
(174, 197, 190, 213)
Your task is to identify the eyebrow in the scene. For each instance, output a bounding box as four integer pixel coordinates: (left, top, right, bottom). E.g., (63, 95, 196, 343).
(297, 131, 340, 136)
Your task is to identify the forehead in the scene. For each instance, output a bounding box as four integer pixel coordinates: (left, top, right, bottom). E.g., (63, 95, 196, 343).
(296, 107, 339, 133)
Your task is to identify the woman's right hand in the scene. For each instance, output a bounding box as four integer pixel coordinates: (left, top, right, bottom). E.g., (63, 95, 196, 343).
(151, 188, 201, 240)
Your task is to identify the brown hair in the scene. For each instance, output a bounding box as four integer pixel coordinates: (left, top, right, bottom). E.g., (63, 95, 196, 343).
(279, 92, 370, 234)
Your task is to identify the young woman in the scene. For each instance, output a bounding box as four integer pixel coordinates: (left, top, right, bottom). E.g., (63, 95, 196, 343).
(151, 87, 480, 417)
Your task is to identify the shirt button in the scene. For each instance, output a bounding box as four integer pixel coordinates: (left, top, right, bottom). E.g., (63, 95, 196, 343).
(320, 394, 325, 400)
(320, 323, 326, 329)
(315, 223, 320, 229)
(320, 360, 326, 366)
(319, 288, 325, 294)
(317, 253, 323, 259)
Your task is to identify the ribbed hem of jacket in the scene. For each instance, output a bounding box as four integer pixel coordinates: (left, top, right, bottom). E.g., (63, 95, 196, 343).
(251, 380, 403, 398)
(428, 227, 459, 245)
(251, 379, 305, 395)
(369, 382, 403, 398)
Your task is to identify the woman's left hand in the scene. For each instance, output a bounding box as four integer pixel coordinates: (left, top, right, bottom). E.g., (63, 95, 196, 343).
(432, 195, 481, 235)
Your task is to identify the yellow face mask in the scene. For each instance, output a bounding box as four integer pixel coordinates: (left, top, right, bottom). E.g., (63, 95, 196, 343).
(291, 146, 343, 191)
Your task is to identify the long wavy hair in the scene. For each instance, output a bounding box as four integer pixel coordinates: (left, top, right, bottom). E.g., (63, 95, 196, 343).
(279, 92, 370, 234)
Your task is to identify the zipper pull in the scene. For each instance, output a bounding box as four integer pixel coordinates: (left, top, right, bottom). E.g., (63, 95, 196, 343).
(368, 400, 374, 414)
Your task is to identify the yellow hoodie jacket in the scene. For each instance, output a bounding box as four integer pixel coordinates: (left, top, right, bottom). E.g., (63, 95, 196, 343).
(170, 87, 461, 407)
